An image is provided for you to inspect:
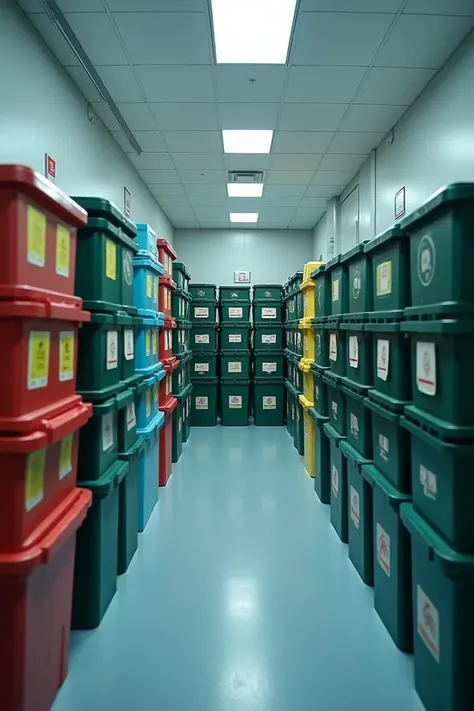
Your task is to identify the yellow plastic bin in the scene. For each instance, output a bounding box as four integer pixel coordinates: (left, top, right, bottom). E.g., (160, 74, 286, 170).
(300, 394, 315, 478)
(298, 358, 314, 406)
(300, 261, 323, 319)
(299, 317, 315, 362)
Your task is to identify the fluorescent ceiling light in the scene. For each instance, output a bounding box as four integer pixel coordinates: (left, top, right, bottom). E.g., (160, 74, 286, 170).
(223, 130, 273, 154)
(211, 0, 298, 64)
(227, 184, 264, 198)
(230, 213, 259, 223)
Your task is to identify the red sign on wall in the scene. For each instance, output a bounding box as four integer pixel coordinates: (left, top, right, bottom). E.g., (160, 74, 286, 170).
(45, 154, 56, 181)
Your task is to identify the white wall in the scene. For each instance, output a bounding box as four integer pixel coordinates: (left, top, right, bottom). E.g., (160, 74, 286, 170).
(312, 216, 327, 262)
(0, 0, 173, 242)
(174, 229, 313, 285)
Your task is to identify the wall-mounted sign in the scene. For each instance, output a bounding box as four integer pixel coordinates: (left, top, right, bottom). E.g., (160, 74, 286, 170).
(234, 271, 250, 283)
(45, 154, 56, 182)
(395, 187, 406, 219)
(124, 186, 131, 218)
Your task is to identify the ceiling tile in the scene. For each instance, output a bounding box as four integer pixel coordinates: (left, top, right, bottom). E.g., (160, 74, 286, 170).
(30, 15, 80, 65)
(65, 12, 128, 65)
(215, 66, 287, 103)
(217, 103, 281, 130)
(224, 198, 263, 212)
(329, 131, 386, 153)
(291, 12, 395, 66)
(66, 67, 102, 103)
(318, 154, 367, 172)
(132, 131, 167, 152)
(172, 153, 224, 170)
(113, 12, 211, 64)
(184, 184, 227, 197)
(375, 14, 474, 68)
(303, 0, 401, 9)
(128, 153, 175, 170)
(151, 184, 186, 196)
(264, 185, 308, 198)
(299, 198, 328, 209)
(305, 185, 345, 198)
(197, 222, 230, 228)
(162, 206, 196, 220)
(260, 196, 301, 208)
(223, 154, 271, 171)
(136, 66, 215, 103)
(17, 0, 45, 11)
(259, 207, 296, 222)
(355, 67, 437, 105)
(175, 220, 201, 227)
(116, 103, 156, 130)
(188, 195, 230, 207)
(257, 223, 290, 229)
(404, 0, 474, 15)
(270, 154, 322, 171)
(107, 0, 204, 9)
(285, 66, 366, 103)
(279, 104, 348, 131)
(177, 170, 226, 184)
(151, 103, 218, 131)
(112, 131, 135, 153)
(21, 0, 103, 10)
(194, 207, 230, 221)
(156, 195, 191, 207)
(311, 170, 356, 185)
(272, 132, 334, 154)
(139, 169, 181, 184)
(267, 171, 314, 185)
(97, 66, 145, 103)
(340, 104, 407, 133)
(92, 102, 120, 131)
(163, 131, 222, 153)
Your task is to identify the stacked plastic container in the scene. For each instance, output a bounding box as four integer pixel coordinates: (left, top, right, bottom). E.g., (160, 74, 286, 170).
(252, 285, 285, 426)
(190, 283, 219, 426)
(283, 271, 304, 454)
(219, 286, 252, 426)
(171, 261, 193, 463)
(0, 166, 94, 711)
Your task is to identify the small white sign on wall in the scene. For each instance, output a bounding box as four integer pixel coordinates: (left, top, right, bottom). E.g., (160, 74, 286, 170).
(234, 271, 250, 283)
(395, 187, 406, 219)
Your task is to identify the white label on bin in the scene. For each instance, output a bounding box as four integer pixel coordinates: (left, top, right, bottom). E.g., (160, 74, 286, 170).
(416, 341, 437, 396)
(195, 307, 209, 318)
(59, 331, 74, 382)
(377, 339, 390, 381)
(229, 396, 242, 409)
(417, 585, 440, 662)
(315, 384, 320, 400)
(420, 465, 437, 501)
(179, 417, 182, 432)
(262, 334, 277, 345)
(228, 362, 242, 373)
(195, 334, 210, 344)
(376, 261, 392, 296)
(350, 412, 359, 439)
(263, 396, 276, 410)
(331, 400, 338, 420)
(27, 330, 50, 390)
(59, 434, 73, 480)
(332, 277, 340, 303)
(350, 486, 360, 529)
(166, 374, 172, 394)
(418, 235, 436, 288)
(106, 330, 118, 370)
(25, 448, 46, 512)
(195, 362, 210, 373)
(229, 334, 242, 343)
(262, 308, 277, 319)
(331, 465, 339, 498)
(196, 396, 208, 410)
(229, 307, 243, 318)
(349, 336, 359, 369)
(352, 269, 361, 300)
(101, 412, 114, 452)
(262, 362, 277, 374)
(316, 333, 322, 357)
(124, 329, 134, 361)
(126, 402, 136, 431)
(378, 433, 389, 461)
(376, 523, 391, 577)
(329, 333, 337, 361)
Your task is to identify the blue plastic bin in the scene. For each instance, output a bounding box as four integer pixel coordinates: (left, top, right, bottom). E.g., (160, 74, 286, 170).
(137, 410, 165, 531)
(133, 251, 165, 315)
(136, 223, 159, 261)
(137, 368, 165, 430)
(135, 312, 164, 375)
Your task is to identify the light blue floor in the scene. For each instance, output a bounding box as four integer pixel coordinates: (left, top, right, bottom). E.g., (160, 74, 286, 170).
(53, 426, 424, 711)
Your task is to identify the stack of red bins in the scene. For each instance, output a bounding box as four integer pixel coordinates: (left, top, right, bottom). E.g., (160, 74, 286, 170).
(157, 239, 178, 486)
(0, 166, 93, 711)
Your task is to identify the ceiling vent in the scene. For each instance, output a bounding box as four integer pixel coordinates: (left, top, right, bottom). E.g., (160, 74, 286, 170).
(227, 171, 265, 184)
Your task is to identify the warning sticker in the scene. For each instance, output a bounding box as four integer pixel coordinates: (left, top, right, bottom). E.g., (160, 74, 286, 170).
(376, 261, 392, 296)
(123, 251, 133, 287)
(262, 308, 277, 319)
(59, 434, 73, 480)
(376, 523, 391, 577)
(420, 465, 437, 501)
(25, 448, 46, 512)
(349, 335, 359, 369)
(332, 277, 340, 303)
(195, 334, 210, 344)
(378, 433, 389, 462)
(416, 341, 436, 396)
(102, 412, 114, 452)
(229, 396, 242, 409)
(329, 333, 337, 361)
(195, 307, 209, 318)
(124, 329, 134, 361)
(105, 238, 116, 281)
(331, 465, 339, 497)
(166, 374, 172, 394)
(27, 205, 46, 268)
(195, 362, 209, 373)
(377, 339, 390, 381)
(417, 585, 440, 663)
(27, 331, 50, 390)
(229, 334, 242, 343)
(145, 329, 151, 357)
(146, 273, 152, 299)
(331, 400, 338, 420)
(126, 402, 136, 431)
(262, 334, 277, 345)
(262, 362, 277, 374)
(350, 412, 359, 439)
(146, 389, 151, 417)
(106, 330, 118, 370)
(152, 330, 157, 355)
(228, 362, 242, 373)
(263, 396, 276, 410)
(229, 307, 243, 318)
(350, 486, 360, 529)
(56, 225, 70, 277)
(196, 396, 208, 410)
(59, 331, 74, 382)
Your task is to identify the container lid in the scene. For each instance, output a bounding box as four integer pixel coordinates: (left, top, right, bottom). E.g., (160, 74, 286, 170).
(340, 319, 367, 331)
(118, 435, 145, 462)
(220, 285, 250, 291)
(399, 183, 474, 233)
(0, 166, 88, 228)
(325, 254, 342, 270)
(190, 283, 217, 289)
(322, 371, 343, 388)
(195, 349, 218, 357)
(253, 284, 283, 289)
(303, 261, 322, 282)
(299, 394, 313, 411)
(92, 396, 118, 415)
(138, 409, 165, 439)
(402, 315, 474, 334)
(364, 319, 402, 333)
(253, 377, 284, 384)
(162, 356, 178, 372)
(194, 321, 218, 329)
(253, 350, 283, 356)
(220, 321, 251, 329)
(310, 362, 329, 377)
(284, 379, 297, 397)
(310, 264, 326, 279)
(71, 196, 137, 238)
(220, 378, 251, 384)
(173, 262, 191, 279)
(159, 274, 177, 291)
(192, 297, 216, 304)
(309, 406, 329, 425)
(192, 377, 219, 385)
(323, 318, 342, 330)
(339, 439, 371, 466)
(174, 288, 192, 300)
(136, 372, 158, 394)
(89, 310, 130, 325)
(220, 349, 250, 356)
(364, 225, 405, 255)
(138, 312, 162, 327)
(79, 459, 128, 499)
(159, 398, 178, 416)
(0, 299, 90, 323)
(401, 405, 474, 444)
(163, 315, 177, 328)
(322, 421, 345, 445)
(341, 379, 370, 400)
(115, 387, 134, 411)
(340, 242, 369, 264)
(174, 317, 192, 328)
(133, 252, 165, 276)
(311, 317, 327, 327)
(157, 238, 177, 260)
(361, 463, 411, 508)
(365, 390, 405, 417)
(253, 298, 282, 304)
(174, 383, 193, 401)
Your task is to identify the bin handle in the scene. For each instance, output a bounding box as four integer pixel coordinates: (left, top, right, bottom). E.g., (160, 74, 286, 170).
(40, 402, 92, 444)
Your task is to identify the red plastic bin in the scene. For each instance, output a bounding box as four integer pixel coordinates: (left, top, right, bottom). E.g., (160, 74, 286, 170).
(0, 165, 87, 304)
(157, 238, 177, 278)
(159, 397, 178, 487)
(0, 487, 91, 711)
(159, 357, 178, 407)
(0, 400, 91, 553)
(0, 299, 90, 432)
(158, 274, 176, 317)
(159, 315, 176, 362)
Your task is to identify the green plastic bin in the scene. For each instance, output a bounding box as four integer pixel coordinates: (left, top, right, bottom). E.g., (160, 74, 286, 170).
(294, 391, 304, 455)
(400, 503, 474, 711)
(341, 381, 371, 458)
(116, 387, 137, 454)
(402, 407, 474, 553)
(253, 284, 282, 300)
(311, 363, 329, 417)
(311, 264, 331, 319)
(253, 324, 284, 351)
(192, 322, 218, 351)
(362, 463, 413, 652)
(72, 459, 128, 629)
(340, 440, 373, 585)
(172, 288, 191, 320)
(78, 397, 118, 482)
(253, 351, 284, 379)
(253, 379, 285, 426)
(325, 319, 346, 377)
(341, 320, 372, 388)
(285, 380, 294, 437)
(172, 319, 191, 356)
(190, 283, 217, 300)
(117, 436, 144, 575)
(365, 225, 409, 318)
(400, 183, 474, 317)
(220, 322, 251, 351)
(173, 261, 190, 293)
(192, 350, 218, 379)
(326, 254, 348, 316)
(220, 379, 250, 426)
(173, 351, 191, 393)
(173, 384, 191, 463)
(192, 299, 217, 323)
(323, 371, 346, 436)
(220, 350, 251, 379)
(219, 286, 251, 302)
(312, 317, 329, 368)
(365, 318, 411, 403)
(340, 242, 372, 317)
(191, 378, 218, 426)
(253, 299, 282, 323)
(323, 422, 348, 543)
(310, 408, 330, 504)
(220, 301, 251, 323)
(182, 385, 192, 443)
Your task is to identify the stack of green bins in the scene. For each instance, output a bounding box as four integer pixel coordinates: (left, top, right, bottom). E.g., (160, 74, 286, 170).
(171, 264, 193, 459)
(252, 285, 285, 426)
(284, 272, 304, 453)
(219, 285, 251, 426)
(190, 283, 219, 426)
(71, 197, 143, 629)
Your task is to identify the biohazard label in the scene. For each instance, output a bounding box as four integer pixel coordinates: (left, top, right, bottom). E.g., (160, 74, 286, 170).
(331, 465, 339, 497)
(101, 412, 114, 452)
(350, 412, 359, 439)
(332, 277, 340, 303)
(418, 235, 436, 287)
(123, 251, 133, 287)
(263, 396, 276, 410)
(152, 330, 157, 355)
(331, 400, 338, 420)
(195, 307, 209, 318)
(27, 205, 46, 268)
(195, 334, 210, 344)
(59, 434, 73, 480)
(105, 239, 116, 280)
(350, 486, 360, 529)
(376, 523, 391, 577)
(229, 307, 243, 318)
(262, 334, 276, 344)
(262, 308, 277, 319)
(229, 334, 242, 343)
(195, 362, 209, 373)
(124, 329, 134, 361)
(146, 329, 151, 357)
(126, 402, 136, 431)
(329, 333, 337, 361)
(377, 339, 389, 381)
(146, 273, 152, 299)
(352, 269, 361, 300)
(106, 330, 118, 370)
(196, 396, 208, 410)
(262, 362, 277, 374)
(56, 225, 70, 277)
(228, 362, 242, 373)
(229, 396, 242, 409)
(59, 331, 74, 382)
(28, 331, 50, 390)
(417, 585, 440, 662)
(420, 465, 437, 501)
(376, 261, 392, 296)
(25, 448, 46, 511)
(416, 341, 436, 396)
(348, 335, 359, 368)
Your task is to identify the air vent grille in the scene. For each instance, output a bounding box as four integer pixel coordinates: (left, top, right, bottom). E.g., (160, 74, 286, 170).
(227, 171, 265, 184)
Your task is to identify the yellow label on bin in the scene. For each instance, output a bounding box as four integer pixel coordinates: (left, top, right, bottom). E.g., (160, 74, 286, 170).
(152, 330, 157, 355)
(377, 261, 392, 296)
(59, 433, 73, 480)
(59, 331, 74, 382)
(105, 238, 116, 280)
(27, 331, 50, 390)
(146, 273, 152, 298)
(56, 225, 70, 277)
(146, 329, 151, 356)
(25, 448, 46, 512)
(27, 205, 47, 268)
(146, 389, 151, 417)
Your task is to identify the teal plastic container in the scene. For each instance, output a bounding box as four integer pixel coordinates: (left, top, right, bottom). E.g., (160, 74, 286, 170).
(253, 324, 284, 351)
(220, 301, 251, 322)
(192, 322, 218, 351)
(173, 261, 190, 293)
(192, 299, 217, 323)
(313, 317, 329, 368)
(191, 378, 218, 427)
(310, 408, 330, 504)
(253, 351, 284, 379)
(312, 264, 331, 319)
(365, 226, 409, 318)
(190, 283, 217, 300)
(192, 350, 218, 379)
(172, 288, 191, 320)
(220, 350, 251, 379)
(325, 319, 346, 377)
(253, 284, 282, 300)
(311, 363, 328, 417)
(219, 286, 250, 302)
(324, 422, 348, 542)
(253, 379, 285, 426)
(172, 384, 191, 463)
(182, 385, 192, 443)
(365, 318, 411, 403)
(220, 379, 250, 426)
(220, 322, 251, 351)
(286, 380, 304, 454)
(323, 371, 346, 437)
(285, 381, 294, 438)
(341, 242, 372, 318)
(341, 381, 371, 458)
(326, 254, 348, 316)
(341, 320, 372, 388)
(117, 436, 144, 575)
(362, 463, 413, 652)
(253, 300, 282, 323)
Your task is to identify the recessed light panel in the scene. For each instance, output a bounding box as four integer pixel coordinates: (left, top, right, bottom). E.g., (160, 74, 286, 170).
(227, 184, 264, 197)
(223, 130, 273, 154)
(230, 213, 259, 223)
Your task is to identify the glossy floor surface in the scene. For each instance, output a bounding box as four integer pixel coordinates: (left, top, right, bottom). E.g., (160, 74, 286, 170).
(53, 427, 424, 711)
